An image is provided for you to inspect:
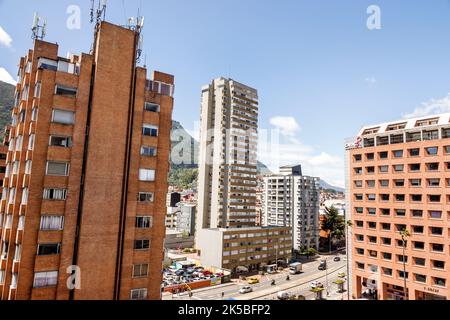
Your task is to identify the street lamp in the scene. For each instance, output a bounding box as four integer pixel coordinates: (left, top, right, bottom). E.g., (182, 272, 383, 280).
(400, 229, 410, 300)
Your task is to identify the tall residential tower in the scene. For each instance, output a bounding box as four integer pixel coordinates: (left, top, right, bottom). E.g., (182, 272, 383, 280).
(0, 20, 173, 300)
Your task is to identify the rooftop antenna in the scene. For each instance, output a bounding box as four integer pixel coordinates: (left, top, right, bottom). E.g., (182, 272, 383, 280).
(124, 9, 145, 64)
(31, 12, 47, 41)
(90, 0, 107, 26)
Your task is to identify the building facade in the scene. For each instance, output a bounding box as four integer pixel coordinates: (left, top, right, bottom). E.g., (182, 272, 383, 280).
(176, 203, 196, 236)
(196, 77, 259, 230)
(261, 165, 320, 252)
(0, 21, 173, 300)
(346, 113, 450, 300)
(197, 227, 292, 272)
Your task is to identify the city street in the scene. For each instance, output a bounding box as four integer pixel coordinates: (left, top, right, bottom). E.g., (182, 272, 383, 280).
(162, 254, 347, 300)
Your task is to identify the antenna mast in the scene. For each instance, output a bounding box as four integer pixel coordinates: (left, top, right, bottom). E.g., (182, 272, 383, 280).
(90, 0, 108, 27)
(124, 10, 145, 64)
(31, 12, 47, 41)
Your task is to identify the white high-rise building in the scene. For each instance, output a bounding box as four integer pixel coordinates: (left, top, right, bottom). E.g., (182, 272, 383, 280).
(262, 165, 321, 252)
(196, 77, 259, 230)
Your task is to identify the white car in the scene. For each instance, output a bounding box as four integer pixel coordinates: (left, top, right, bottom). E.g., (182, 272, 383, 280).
(311, 281, 323, 289)
(277, 291, 291, 300)
(239, 286, 253, 294)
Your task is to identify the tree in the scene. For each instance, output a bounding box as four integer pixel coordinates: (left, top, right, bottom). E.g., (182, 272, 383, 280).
(321, 206, 345, 252)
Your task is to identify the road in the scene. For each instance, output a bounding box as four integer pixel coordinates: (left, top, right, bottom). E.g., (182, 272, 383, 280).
(163, 254, 347, 300)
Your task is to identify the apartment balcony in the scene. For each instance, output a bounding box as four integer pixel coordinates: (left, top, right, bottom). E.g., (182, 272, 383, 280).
(15, 229, 23, 245)
(12, 260, 19, 274)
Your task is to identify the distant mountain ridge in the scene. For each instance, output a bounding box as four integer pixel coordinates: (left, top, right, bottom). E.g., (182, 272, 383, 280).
(0, 80, 342, 192)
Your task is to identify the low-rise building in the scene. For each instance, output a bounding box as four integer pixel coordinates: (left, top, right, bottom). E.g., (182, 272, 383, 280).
(196, 226, 292, 273)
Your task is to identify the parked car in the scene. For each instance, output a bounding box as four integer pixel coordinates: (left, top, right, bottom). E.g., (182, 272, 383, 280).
(239, 286, 253, 294)
(311, 281, 323, 289)
(333, 256, 341, 262)
(247, 277, 259, 284)
(175, 270, 185, 276)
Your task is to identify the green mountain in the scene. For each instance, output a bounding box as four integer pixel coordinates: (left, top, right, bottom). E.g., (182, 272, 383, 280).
(0, 81, 15, 139)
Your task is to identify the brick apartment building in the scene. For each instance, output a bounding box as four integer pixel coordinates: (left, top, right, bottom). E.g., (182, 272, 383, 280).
(346, 114, 450, 300)
(0, 21, 173, 300)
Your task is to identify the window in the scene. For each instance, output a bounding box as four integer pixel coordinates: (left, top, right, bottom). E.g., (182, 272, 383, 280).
(411, 210, 423, 218)
(354, 167, 362, 175)
(138, 192, 154, 202)
(130, 288, 147, 300)
(368, 236, 377, 243)
(381, 237, 391, 245)
(413, 257, 426, 266)
(412, 225, 424, 234)
(55, 84, 77, 96)
(356, 262, 364, 270)
(37, 243, 61, 255)
(379, 151, 388, 159)
(355, 207, 363, 214)
(143, 124, 158, 137)
(355, 234, 364, 241)
(426, 163, 439, 171)
(409, 179, 421, 187)
(43, 188, 67, 200)
(398, 271, 409, 279)
(33, 271, 58, 288)
(379, 180, 389, 187)
(383, 268, 393, 276)
(432, 260, 445, 270)
(379, 165, 389, 173)
(395, 194, 405, 202)
(134, 239, 150, 250)
(393, 150, 403, 158)
(135, 216, 152, 229)
(380, 194, 389, 201)
(432, 243, 444, 252)
(423, 130, 439, 140)
(367, 208, 376, 215)
(354, 154, 362, 162)
(28, 134, 35, 150)
(430, 227, 443, 236)
(426, 147, 438, 155)
(392, 179, 404, 187)
(366, 180, 375, 188)
(380, 208, 390, 216)
(139, 169, 155, 181)
(409, 163, 420, 172)
(140, 146, 157, 157)
(21, 187, 29, 204)
(445, 146, 450, 154)
(356, 248, 364, 255)
(413, 241, 425, 250)
(382, 252, 392, 260)
(433, 277, 446, 287)
(366, 153, 374, 160)
(411, 194, 422, 202)
(49, 136, 72, 147)
(355, 220, 364, 228)
(144, 102, 160, 112)
(52, 109, 75, 125)
(40, 216, 64, 231)
(368, 221, 377, 229)
(427, 178, 440, 187)
(46, 161, 70, 176)
(396, 224, 407, 232)
(429, 211, 442, 219)
(368, 250, 377, 258)
(429, 195, 441, 203)
(395, 209, 406, 217)
(367, 194, 376, 201)
(415, 274, 427, 283)
(393, 164, 404, 172)
(132, 264, 149, 278)
(381, 223, 391, 231)
(408, 148, 420, 157)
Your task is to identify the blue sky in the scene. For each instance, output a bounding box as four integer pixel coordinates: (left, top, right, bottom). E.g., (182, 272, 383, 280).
(2, 0, 450, 187)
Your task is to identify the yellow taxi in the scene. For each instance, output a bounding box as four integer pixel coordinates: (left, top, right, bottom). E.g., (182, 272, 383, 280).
(247, 277, 259, 284)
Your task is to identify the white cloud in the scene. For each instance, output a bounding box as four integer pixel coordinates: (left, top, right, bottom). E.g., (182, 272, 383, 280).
(269, 116, 300, 137)
(403, 92, 450, 118)
(0, 67, 16, 85)
(258, 122, 345, 188)
(365, 77, 377, 86)
(0, 26, 12, 48)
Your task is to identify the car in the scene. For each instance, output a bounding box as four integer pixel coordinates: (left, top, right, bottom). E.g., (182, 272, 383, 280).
(277, 291, 291, 300)
(333, 256, 341, 262)
(311, 281, 323, 289)
(247, 277, 259, 284)
(175, 270, 185, 276)
(239, 286, 253, 294)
